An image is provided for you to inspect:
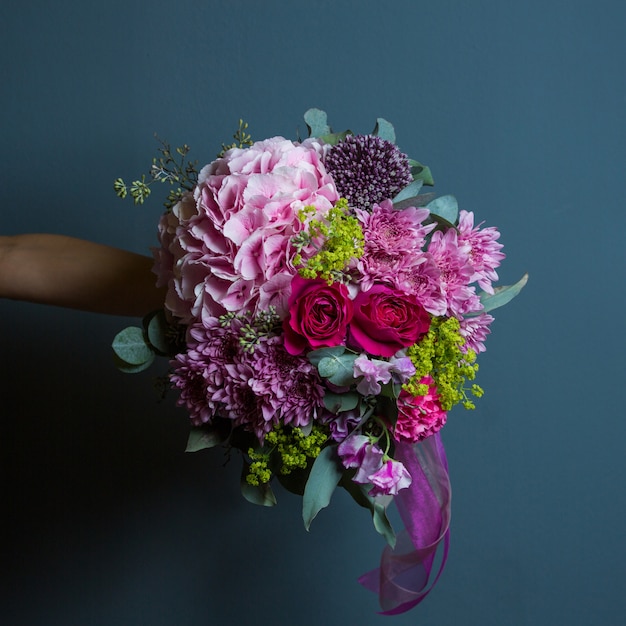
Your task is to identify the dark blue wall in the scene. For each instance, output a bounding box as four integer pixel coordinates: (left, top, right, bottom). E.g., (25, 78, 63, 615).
(2, 1, 625, 624)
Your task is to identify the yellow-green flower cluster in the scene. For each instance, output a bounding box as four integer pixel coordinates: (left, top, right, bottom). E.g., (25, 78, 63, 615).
(404, 316, 483, 411)
(245, 424, 329, 486)
(294, 198, 364, 283)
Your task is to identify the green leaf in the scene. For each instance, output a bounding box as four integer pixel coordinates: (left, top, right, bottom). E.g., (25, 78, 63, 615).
(112, 326, 154, 365)
(409, 159, 434, 186)
(323, 391, 360, 414)
(145, 309, 175, 355)
(307, 346, 346, 367)
(304, 108, 331, 138)
(427, 195, 459, 224)
(302, 445, 343, 530)
(372, 500, 397, 548)
(393, 192, 437, 211)
(372, 117, 396, 143)
(185, 425, 228, 452)
(276, 465, 310, 496)
(339, 477, 396, 548)
(240, 462, 277, 507)
(112, 352, 154, 374)
(393, 179, 424, 204)
(479, 273, 528, 313)
(317, 130, 351, 146)
(318, 353, 358, 387)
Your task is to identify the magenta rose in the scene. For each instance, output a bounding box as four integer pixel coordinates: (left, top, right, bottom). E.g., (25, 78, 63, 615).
(349, 285, 430, 357)
(283, 275, 353, 355)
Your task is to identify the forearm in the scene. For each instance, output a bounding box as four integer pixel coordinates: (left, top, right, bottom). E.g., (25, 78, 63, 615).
(0, 234, 165, 317)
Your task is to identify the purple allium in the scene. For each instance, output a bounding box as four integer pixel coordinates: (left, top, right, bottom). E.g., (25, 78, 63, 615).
(324, 135, 412, 210)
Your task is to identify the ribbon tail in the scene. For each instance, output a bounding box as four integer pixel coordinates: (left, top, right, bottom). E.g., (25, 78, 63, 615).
(359, 432, 452, 614)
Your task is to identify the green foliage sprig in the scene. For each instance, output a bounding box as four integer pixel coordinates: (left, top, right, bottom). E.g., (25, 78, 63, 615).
(114, 138, 199, 209)
(218, 118, 253, 157)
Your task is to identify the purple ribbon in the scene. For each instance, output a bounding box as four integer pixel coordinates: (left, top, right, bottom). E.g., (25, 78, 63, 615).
(359, 432, 451, 614)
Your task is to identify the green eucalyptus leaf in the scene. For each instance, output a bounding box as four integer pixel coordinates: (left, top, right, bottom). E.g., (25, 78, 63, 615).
(372, 117, 396, 143)
(393, 192, 437, 211)
(185, 426, 228, 452)
(318, 353, 358, 387)
(339, 477, 396, 548)
(304, 108, 331, 138)
(479, 273, 528, 313)
(409, 159, 434, 186)
(307, 346, 346, 367)
(303, 445, 343, 530)
(146, 309, 175, 356)
(372, 500, 397, 548)
(427, 195, 459, 224)
(112, 326, 154, 365)
(277, 465, 310, 496)
(318, 130, 351, 146)
(112, 352, 154, 374)
(318, 356, 339, 378)
(323, 391, 360, 414)
(393, 179, 424, 204)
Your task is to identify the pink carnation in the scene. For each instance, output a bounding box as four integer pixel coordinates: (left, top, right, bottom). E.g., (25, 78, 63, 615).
(394, 378, 447, 443)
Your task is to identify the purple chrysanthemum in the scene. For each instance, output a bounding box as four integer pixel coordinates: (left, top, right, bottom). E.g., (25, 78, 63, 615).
(324, 135, 412, 210)
(247, 335, 325, 438)
(170, 317, 245, 426)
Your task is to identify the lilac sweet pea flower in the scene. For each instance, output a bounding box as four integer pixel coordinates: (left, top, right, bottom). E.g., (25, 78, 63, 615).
(337, 435, 384, 483)
(353, 354, 393, 395)
(388, 354, 416, 384)
(368, 458, 412, 497)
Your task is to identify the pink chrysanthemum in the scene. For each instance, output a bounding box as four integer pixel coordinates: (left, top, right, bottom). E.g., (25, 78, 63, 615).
(457, 210, 505, 294)
(459, 312, 494, 354)
(394, 253, 447, 317)
(355, 200, 434, 290)
(427, 228, 481, 317)
(394, 378, 447, 443)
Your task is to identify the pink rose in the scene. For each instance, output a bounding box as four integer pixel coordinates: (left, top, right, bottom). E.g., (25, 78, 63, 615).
(394, 379, 447, 443)
(349, 285, 430, 357)
(283, 275, 353, 355)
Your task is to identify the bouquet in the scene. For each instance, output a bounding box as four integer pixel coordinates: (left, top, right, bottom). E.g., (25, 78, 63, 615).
(113, 109, 526, 614)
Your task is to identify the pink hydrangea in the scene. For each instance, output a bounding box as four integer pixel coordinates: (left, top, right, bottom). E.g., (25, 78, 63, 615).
(153, 137, 340, 325)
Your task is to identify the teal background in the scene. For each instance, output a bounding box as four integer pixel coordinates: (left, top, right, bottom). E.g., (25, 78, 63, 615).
(1, 1, 625, 624)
